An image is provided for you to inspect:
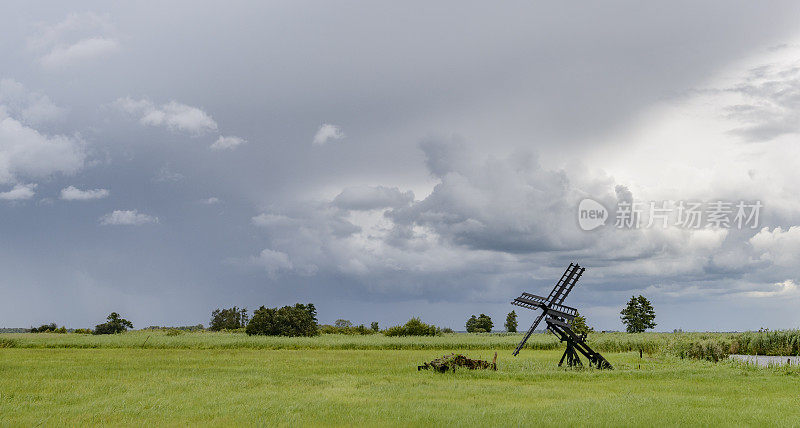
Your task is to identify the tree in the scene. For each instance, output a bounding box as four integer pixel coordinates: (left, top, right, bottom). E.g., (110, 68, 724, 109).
(570, 311, 594, 337)
(93, 312, 133, 335)
(466, 315, 478, 332)
(370, 321, 379, 332)
(209, 306, 248, 331)
(466, 314, 493, 333)
(245, 303, 318, 336)
(505, 311, 518, 333)
(30, 323, 57, 333)
(334, 319, 353, 328)
(620, 295, 657, 333)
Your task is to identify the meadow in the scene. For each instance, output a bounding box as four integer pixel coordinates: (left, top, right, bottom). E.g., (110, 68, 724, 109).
(2, 331, 799, 426)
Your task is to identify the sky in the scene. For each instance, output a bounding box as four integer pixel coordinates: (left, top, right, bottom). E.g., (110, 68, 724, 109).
(3, 1, 800, 331)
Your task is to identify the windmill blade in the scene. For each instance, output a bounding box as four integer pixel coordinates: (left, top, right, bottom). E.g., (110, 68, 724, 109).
(512, 311, 546, 356)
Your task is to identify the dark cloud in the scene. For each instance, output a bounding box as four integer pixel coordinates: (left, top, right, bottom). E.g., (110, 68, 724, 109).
(726, 60, 800, 141)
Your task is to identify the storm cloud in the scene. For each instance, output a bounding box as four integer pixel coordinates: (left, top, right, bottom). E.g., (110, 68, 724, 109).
(2, 2, 800, 331)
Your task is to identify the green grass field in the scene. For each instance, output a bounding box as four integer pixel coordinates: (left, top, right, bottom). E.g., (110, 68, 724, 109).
(2, 331, 799, 426)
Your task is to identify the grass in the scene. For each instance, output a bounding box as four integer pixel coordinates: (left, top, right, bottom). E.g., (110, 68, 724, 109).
(2, 331, 799, 426)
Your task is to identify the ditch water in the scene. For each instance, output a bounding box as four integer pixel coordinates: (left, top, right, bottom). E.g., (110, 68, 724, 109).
(729, 354, 800, 367)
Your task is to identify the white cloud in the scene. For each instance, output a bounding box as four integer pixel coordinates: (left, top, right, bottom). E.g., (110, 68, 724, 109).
(0, 183, 36, 200)
(201, 197, 220, 204)
(0, 113, 85, 184)
(39, 37, 119, 68)
(250, 249, 293, 276)
(741, 279, 799, 298)
(749, 226, 800, 267)
(312, 123, 344, 145)
(60, 186, 109, 201)
(100, 210, 158, 226)
(210, 135, 246, 150)
(29, 12, 119, 68)
(0, 79, 65, 125)
(114, 98, 218, 135)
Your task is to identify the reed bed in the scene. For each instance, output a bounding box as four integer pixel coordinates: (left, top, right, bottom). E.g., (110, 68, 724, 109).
(1, 330, 775, 358)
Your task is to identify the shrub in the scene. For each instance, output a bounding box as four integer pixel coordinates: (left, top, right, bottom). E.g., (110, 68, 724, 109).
(319, 323, 375, 335)
(165, 328, 184, 336)
(93, 312, 133, 335)
(73, 328, 93, 334)
(245, 303, 318, 336)
(370, 321, 379, 332)
(145, 324, 204, 332)
(383, 317, 441, 336)
(441, 327, 454, 334)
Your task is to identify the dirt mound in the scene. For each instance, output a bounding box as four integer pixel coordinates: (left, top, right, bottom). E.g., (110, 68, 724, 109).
(418, 352, 497, 372)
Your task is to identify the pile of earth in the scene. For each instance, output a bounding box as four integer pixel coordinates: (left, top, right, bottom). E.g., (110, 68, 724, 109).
(418, 353, 497, 372)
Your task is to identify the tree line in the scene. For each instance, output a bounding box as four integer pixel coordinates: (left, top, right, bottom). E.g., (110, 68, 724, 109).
(25, 295, 657, 336)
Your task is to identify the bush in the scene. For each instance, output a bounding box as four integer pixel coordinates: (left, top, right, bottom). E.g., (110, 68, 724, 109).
(93, 312, 133, 335)
(319, 324, 375, 335)
(245, 303, 318, 336)
(383, 317, 441, 336)
(73, 328, 93, 334)
(144, 324, 204, 332)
